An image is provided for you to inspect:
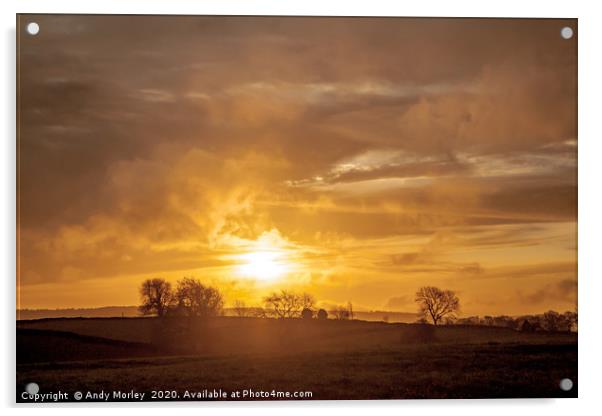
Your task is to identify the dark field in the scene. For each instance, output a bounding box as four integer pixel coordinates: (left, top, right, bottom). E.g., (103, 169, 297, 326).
(17, 317, 577, 401)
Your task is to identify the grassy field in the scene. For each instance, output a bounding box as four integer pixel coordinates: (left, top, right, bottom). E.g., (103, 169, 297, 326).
(16, 317, 577, 401)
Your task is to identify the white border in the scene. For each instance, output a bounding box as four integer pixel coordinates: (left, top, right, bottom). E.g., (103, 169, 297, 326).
(3, 1, 601, 415)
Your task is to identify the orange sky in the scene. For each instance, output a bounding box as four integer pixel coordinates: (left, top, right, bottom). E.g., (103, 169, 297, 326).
(17, 16, 577, 315)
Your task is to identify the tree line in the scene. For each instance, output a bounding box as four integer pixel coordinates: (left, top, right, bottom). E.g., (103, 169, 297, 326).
(139, 277, 224, 318)
(139, 278, 576, 332)
(454, 310, 577, 332)
(139, 278, 354, 320)
(412, 286, 576, 332)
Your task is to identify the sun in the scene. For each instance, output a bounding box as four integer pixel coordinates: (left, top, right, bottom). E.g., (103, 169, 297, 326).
(237, 251, 288, 282)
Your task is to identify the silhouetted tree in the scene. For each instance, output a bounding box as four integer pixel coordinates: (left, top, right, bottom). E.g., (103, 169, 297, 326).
(493, 315, 516, 329)
(520, 319, 535, 332)
(233, 300, 249, 317)
(250, 307, 268, 318)
(301, 308, 314, 319)
(175, 277, 224, 317)
(164, 302, 187, 317)
(563, 310, 577, 332)
(415, 286, 460, 325)
(455, 315, 517, 328)
(542, 310, 563, 332)
(331, 305, 351, 320)
(139, 278, 173, 317)
(317, 309, 328, 320)
(347, 301, 354, 320)
(263, 290, 307, 318)
(301, 293, 316, 310)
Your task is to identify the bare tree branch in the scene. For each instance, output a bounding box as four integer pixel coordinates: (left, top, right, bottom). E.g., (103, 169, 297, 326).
(415, 286, 460, 325)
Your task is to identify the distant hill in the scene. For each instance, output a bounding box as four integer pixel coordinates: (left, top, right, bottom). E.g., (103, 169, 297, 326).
(17, 306, 140, 320)
(18, 306, 419, 322)
(352, 310, 419, 323)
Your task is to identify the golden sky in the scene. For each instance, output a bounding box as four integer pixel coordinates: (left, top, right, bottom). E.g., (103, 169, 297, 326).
(17, 16, 577, 315)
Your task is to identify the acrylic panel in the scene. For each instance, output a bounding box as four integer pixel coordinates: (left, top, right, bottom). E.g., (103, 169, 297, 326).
(16, 15, 577, 402)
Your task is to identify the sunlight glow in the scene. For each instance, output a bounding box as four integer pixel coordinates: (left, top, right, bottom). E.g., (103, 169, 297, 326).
(237, 251, 288, 281)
